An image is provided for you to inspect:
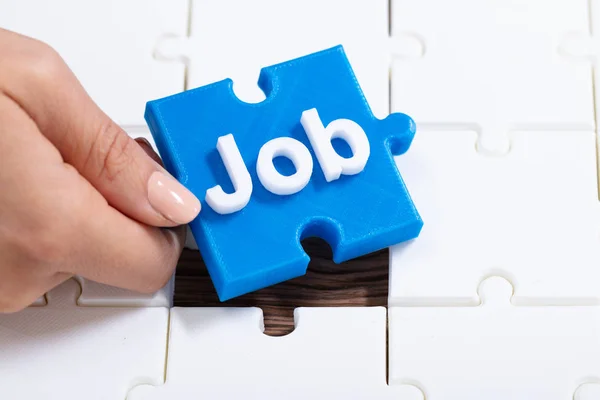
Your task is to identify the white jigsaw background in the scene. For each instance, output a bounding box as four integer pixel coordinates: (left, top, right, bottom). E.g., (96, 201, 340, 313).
(1, 0, 599, 398)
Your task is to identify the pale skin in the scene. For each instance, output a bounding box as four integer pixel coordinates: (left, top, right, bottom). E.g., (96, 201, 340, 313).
(0, 28, 201, 313)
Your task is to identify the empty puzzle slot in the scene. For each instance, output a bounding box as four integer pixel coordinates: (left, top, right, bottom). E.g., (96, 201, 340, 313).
(173, 237, 390, 336)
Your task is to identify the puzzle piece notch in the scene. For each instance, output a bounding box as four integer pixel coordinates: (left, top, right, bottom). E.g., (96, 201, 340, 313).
(476, 275, 515, 307)
(389, 32, 427, 59)
(15, 280, 79, 309)
(388, 28, 516, 156)
(146, 45, 422, 300)
(389, 129, 600, 306)
(389, 275, 600, 399)
(574, 383, 600, 400)
(152, 0, 394, 118)
(156, 30, 423, 109)
(390, 0, 595, 155)
(126, 306, 424, 400)
(44, 278, 81, 308)
(559, 0, 600, 60)
(0, 0, 189, 126)
(153, 33, 192, 64)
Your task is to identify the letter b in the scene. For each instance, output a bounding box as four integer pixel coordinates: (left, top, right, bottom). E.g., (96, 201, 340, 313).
(300, 108, 370, 182)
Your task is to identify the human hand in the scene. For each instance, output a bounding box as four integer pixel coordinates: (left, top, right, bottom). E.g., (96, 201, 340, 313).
(0, 28, 201, 312)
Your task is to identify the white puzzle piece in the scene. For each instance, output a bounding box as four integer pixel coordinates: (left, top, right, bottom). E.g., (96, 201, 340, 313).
(74, 274, 175, 307)
(389, 276, 600, 399)
(390, 130, 600, 305)
(154, 0, 392, 118)
(0, 278, 169, 400)
(390, 0, 594, 154)
(0, 0, 188, 126)
(127, 307, 423, 399)
(559, 0, 600, 131)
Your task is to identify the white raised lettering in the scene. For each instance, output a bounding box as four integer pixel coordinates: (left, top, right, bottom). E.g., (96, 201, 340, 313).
(300, 108, 370, 182)
(205, 134, 253, 214)
(256, 137, 313, 195)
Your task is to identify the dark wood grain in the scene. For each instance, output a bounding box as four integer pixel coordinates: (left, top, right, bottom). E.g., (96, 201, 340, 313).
(173, 238, 389, 336)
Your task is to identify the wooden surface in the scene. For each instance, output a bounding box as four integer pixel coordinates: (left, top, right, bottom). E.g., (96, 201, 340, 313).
(173, 238, 389, 336)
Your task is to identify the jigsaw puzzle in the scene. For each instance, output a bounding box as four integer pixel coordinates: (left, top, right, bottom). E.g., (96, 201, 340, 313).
(2, 0, 600, 398)
(145, 45, 423, 301)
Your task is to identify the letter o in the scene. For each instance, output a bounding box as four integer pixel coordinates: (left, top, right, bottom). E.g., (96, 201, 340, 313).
(256, 137, 313, 195)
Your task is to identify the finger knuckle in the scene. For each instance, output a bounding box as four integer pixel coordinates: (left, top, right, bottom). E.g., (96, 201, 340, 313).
(23, 40, 67, 83)
(87, 121, 134, 183)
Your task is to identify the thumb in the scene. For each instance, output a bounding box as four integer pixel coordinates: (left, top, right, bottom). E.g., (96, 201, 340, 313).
(0, 29, 201, 227)
(74, 118, 202, 227)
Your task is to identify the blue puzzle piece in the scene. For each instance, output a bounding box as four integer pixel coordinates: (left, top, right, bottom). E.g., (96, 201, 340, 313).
(145, 45, 423, 301)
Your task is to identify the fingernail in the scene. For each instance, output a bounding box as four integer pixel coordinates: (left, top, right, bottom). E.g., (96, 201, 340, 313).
(135, 136, 152, 147)
(148, 171, 201, 224)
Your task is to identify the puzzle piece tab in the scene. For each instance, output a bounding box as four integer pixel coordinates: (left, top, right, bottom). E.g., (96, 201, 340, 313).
(391, 0, 593, 154)
(145, 45, 422, 300)
(390, 130, 600, 305)
(155, 0, 391, 118)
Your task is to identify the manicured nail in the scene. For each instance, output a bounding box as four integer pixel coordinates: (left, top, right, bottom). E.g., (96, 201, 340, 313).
(147, 171, 201, 224)
(135, 136, 152, 147)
